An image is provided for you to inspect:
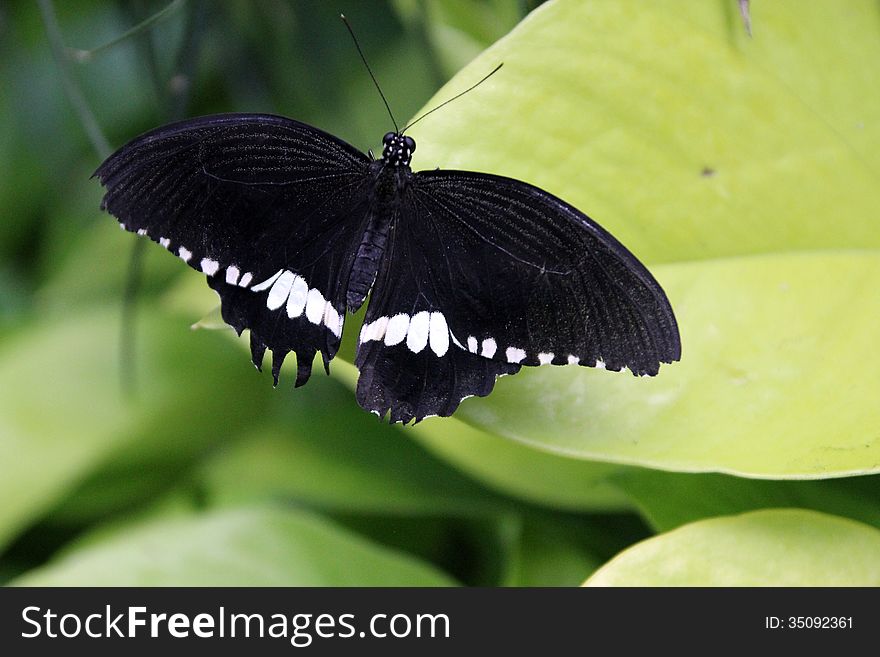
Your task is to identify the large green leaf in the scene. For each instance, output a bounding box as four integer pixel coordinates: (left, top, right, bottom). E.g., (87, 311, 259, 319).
(0, 309, 268, 550)
(411, 0, 880, 263)
(585, 509, 880, 586)
(12, 507, 455, 586)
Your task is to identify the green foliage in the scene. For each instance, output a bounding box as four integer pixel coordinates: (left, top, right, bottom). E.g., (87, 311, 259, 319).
(584, 510, 880, 586)
(13, 507, 456, 586)
(1, 0, 877, 586)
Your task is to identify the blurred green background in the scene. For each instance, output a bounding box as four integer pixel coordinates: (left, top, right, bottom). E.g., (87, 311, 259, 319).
(1, 0, 879, 586)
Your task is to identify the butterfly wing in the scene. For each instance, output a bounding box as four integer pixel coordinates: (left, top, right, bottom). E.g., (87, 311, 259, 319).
(95, 113, 373, 384)
(355, 169, 680, 423)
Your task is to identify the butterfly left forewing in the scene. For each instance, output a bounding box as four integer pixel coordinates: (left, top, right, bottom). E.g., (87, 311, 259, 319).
(96, 113, 374, 385)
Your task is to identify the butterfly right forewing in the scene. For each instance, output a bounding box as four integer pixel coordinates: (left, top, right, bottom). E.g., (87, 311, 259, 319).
(408, 169, 681, 374)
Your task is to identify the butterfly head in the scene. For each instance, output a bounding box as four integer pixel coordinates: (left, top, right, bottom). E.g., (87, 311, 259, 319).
(382, 132, 416, 167)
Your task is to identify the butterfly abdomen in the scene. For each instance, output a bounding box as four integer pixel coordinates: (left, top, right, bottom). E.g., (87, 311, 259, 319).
(346, 215, 391, 312)
(346, 163, 410, 312)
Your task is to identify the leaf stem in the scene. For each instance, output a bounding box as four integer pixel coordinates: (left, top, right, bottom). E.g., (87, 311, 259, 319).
(67, 0, 186, 63)
(37, 0, 111, 157)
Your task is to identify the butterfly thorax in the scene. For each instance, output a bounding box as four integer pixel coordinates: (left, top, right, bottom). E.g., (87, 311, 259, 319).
(345, 149, 413, 312)
(381, 132, 415, 167)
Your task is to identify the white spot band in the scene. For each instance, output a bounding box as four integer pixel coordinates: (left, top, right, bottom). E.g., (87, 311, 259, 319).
(429, 312, 449, 357)
(406, 311, 430, 353)
(200, 258, 220, 276)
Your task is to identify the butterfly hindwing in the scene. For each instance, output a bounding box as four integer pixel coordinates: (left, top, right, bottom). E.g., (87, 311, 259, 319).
(353, 203, 521, 423)
(356, 335, 522, 424)
(95, 113, 373, 381)
(354, 169, 680, 422)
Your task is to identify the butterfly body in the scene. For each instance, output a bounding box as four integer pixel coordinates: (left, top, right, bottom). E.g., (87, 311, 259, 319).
(96, 113, 680, 424)
(347, 141, 412, 312)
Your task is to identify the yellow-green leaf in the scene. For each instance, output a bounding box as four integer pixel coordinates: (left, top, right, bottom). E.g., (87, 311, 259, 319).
(585, 509, 880, 586)
(412, 0, 880, 263)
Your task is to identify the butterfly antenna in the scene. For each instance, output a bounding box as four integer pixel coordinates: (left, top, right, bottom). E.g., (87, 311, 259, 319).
(401, 62, 503, 133)
(341, 14, 399, 133)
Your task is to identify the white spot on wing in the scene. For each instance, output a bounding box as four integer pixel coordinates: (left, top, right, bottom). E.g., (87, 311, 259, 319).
(200, 258, 220, 276)
(324, 303, 342, 338)
(266, 270, 295, 310)
(406, 311, 430, 353)
(384, 313, 410, 346)
(238, 272, 253, 288)
(286, 275, 308, 318)
(596, 359, 606, 370)
(305, 288, 325, 325)
(250, 269, 283, 292)
(178, 247, 192, 263)
(506, 347, 526, 363)
(538, 352, 554, 365)
(159, 237, 170, 248)
(481, 338, 497, 358)
(467, 336, 478, 353)
(364, 316, 389, 342)
(567, 354, 580, 365)
(137, 228, 147, 236)
(429, 312, 450, 357)
(225, 266, 240, 285)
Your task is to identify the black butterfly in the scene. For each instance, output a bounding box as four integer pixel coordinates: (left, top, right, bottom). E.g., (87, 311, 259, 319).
(94, 113, 680, 423)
